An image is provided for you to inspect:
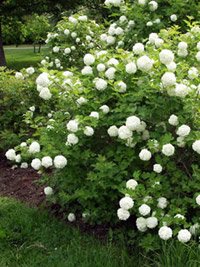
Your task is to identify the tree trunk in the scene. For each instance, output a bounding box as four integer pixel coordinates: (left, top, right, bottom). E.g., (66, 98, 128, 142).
(0, 20, 6, 66)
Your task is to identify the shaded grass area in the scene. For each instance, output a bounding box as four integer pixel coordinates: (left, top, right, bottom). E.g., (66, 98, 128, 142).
(4, 45, 48, 70)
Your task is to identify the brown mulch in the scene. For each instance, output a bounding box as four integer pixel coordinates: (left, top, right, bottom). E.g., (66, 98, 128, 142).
(0, 153, 45, 206)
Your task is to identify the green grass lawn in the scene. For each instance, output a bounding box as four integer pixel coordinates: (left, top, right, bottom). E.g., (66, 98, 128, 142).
(4, 45, 48, 70)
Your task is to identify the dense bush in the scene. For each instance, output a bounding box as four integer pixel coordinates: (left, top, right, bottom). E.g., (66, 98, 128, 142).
(3, 0, 200, 251)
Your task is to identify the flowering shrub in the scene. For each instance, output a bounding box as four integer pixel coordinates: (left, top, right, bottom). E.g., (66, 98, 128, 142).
(3, 0, 200, 250)
(43, 14, 104, 69)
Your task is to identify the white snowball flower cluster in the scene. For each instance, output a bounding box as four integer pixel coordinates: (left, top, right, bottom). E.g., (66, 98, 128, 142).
(84, 126, 94, 136)
(139, 149, 152, 161)
(5, 149, 16, 161)
(158, 226, 173, 240)
(117, 208, 130, 221)
(118, 126, 132, 140)
(44, 186, 53, 196)
(192, 140, 200, 154)
(162, 144, 175, 156)
(68, 213, 76, 222)
(126, 62, 137, 74)
(170, 14, 177, 22)
(83, 54, 95, 65)
(107, 125, 118, 137)
(67, 133, 79, 145)
(89, 111, 99, 119)
(159, 49, 174, 65)
(126, 179, 138, 190)
(42, 156, 53, 168)
(136, 217, 147, 232)
(66, 120, 79, 132)
(133, 43, 144, 55)
(157, 197, 168, 209)
(15, 72, 24, 80)
(161, 72, 176, 87)
(153, 164, 162, 173)
(195, 195, 200, 205)
(137, 55, 153, 72)
(99, 105, 110, 114)
(26, 67, 35, 75)
(119, 196, 134, 210)
(126, 116, 141, 131)
(105, 0, 122, 7)
(139, 204, 151, 216)
(39, 87, 52, 100)
(168, 114, 179, 126)
(177, 229, 191, 243)
(95, 78, 108, 91)
(29, 141, 40, 154)
(36, 73, 52, 100)
(54, 155, 67, 169)
(148, 1, 158, 11)
(176, 125, 191, 137)
(116, 81, 127, 93)
(31, 158, 41, 170)
(174, 83, 189, 98)
(146, 217, 158, 229)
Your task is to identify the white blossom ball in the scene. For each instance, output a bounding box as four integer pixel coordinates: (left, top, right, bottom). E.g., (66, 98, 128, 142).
(159, 49, 174, 65)
(126, 62, 137, 74)
(178, 42, 188, 50)
(197, 42, 200, 51)
(168, 114, 179, 126)
(54, 155, 67, 169)
(64, 29, 70, 35)
(44, 186, 53, 196)
(15, 72, 24, 79)
(84, 126, 94, 136)
(117, 208, 130, 221)
(176, 125, 191, 137)
(188, 67, 198, 79)
(77, 97, 87, 106)
(107, 126, 118, 137)
(53, 46, 60, 53)
(29, 142, 40, 154)
(126, 116, 141, 131)
(68, 213, 76, 222)
(83, 53, 95, 66)
(97, 63, 106, 72)
(99, 105, 110, 114)
(146, 217, 158, 229)
(195, 195, 200, 205)
(21, 162, 28, 169)
(20, 142, 27, 147)
(178, 49, 188, 58)
(117, 81, 127, 93)
(105, 67, 116, 80)
(136, 217, 147, 232)
(42, 156, 53, 168)
(95, 78, 108, 91)
(153, 164, 162, 173)
(148, 1, 158, 11)
(89, 111, 99, 119)
(81, 66, 93, 75)
(119, 196, 134, 210)
(64, 48, 71, 54)
(66, 120, 79, 132)
(36, 73, 50, 88)
(139, 204, 151, 216)
(67, 133, 79, 145)
(161, 72, 176, 87)
(170, 14, 177, 22)
(158, 226, 173, 240)
(137, 55, 153, 72)
(31, 158, 41, 170)
(175, 83, 189, 98)
(39, 87, 52, 100)
(192, 140, 200, 154)
(139, 149, 152, 161)
(106, 35, 116, 45)
(138, 0, 146, 5)
(118, 126, 132, 140)
(15, 154, 21, 163)
(177, 229, 191, 243)
(196, 51, 200, 62)
(26, 67, 35, 75)
(126, 179, 138, 190)
(132, 43, 144, 55)
(166, 62, 177, 72)
(162, 144, 175, 156)
(5, 149, 16, 161)
(157, 197, 168, 209)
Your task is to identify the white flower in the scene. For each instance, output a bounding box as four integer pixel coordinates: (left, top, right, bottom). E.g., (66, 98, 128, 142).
(116, 81, 127, 93)
(84, 126, 94, 136)
(162, 144, 175, 156)
(195, 195, 200, 205)
(188, 67, 198, 79)
(44, 186, 53, 196)
(68, 213, 76, 222)
(106, 36, 116, 45)
(64, 48, 71, 54)
(126, 179, 138, 190)
(146, 21, 153, 27)
(176, 125, 191, 137)
(137, 55, 153, 72)
(119, 196, 134, 210)
(192, 140, 200, 154)
(132, 43, 144, 55)
(118, 126, 132, 140)
(136, 217, 147, 232)
(178, 49, 188, 57)
(108, 126, 118, 137)
(174, 83, 189, 98)
(170, 14, 177, 22)
(63, 71, 73, 77)
(77, 97, 87, 105)
(41, 156, 53, 168)
(15, 72, 24, 79)
(31, 158, 41, 170)
(139, 149, 152, 161)
(161, 72, 176, 87)
(168, 114, 179, 126)
(126, 62, 137, 74)
(15, 154, 21, 163)
(29, 142, 40, 154)
(105, 67, 116, 80)
(5, 149, 16, 161)
(197, 42, 200, 51)
(67, 133, 79, 145)
(196, 51, 200, 62)
(21, 162, 28, 169)
(177, 229, 191, 243)
(54, 155, 67, 169)
(95, 78, 108, 91)
(39, 87, 52, 100)
(155, 38, 164, 48)
(97, 64, 106, 72)
(53, 46, 60, 53)
(177, 136, 185, 148)
(178, 42, 188, 50)
(20, 142, 27, 147)
(190, 223, 199, 235)
(36, 73, 50, 87)
(174, 214, 185, 220)
(148, 1, 158, 11)
(158, 226, 173, 240)
(66, 120, 79, 132)
(64, 29, 70, 35)
(166, 62, 177, 72)
(148, 33, 159, 44)
(81, 66, 93, 75)
(159, 49, 174, 65)
(115, 27, 124, 35)
(26, 67, 35, 75)
(117, 208, 130, 221)
(157, 197, 168, 209)
(139, 204, 151, 216)
(89, 111, 99, 119)
(83, 53, 95, 65)
(126, 116, 141, 131)
(153, 164, 162, 173)
(69, 16, 78, 24)
(138, 0, 146, 5)
(29, 106, 35, 112)
(105, 0, 122, 7)
(146, 217, 158, 229)
(99, 105, 110, 114)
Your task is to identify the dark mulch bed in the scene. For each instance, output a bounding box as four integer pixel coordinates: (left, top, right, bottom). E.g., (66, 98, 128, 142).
(0, 153, 45, 206)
